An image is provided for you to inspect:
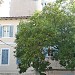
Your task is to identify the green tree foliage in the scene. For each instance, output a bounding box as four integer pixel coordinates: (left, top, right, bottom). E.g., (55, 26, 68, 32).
(15, 13, 52, 74)
(15, 0, 75, 74)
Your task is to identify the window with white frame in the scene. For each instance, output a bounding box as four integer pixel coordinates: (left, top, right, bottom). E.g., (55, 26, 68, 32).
(1, 48, 9, 65)
(0, 25, 13, 38)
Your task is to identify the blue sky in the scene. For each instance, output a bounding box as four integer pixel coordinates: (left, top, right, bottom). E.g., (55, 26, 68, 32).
(0, 0, 11, 17)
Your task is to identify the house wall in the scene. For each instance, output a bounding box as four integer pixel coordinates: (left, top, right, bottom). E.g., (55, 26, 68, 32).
(0, 18, 27, 73)
(10, 0, 39, 17)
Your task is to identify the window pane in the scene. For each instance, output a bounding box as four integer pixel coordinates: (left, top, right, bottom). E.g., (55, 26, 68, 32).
(7, 26, 10, 37)
(1, 49, 8, 64)
(3, 26, 7, 37)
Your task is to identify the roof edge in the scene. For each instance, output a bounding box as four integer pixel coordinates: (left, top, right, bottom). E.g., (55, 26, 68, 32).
(0, 16, 31, 20)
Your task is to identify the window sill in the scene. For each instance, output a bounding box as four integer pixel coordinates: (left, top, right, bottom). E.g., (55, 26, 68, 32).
(0, 37, 14, 38)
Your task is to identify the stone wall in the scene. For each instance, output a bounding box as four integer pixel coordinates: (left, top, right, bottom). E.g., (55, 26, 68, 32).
(0, 70, 75, 75)
(46, 70, 75, 75)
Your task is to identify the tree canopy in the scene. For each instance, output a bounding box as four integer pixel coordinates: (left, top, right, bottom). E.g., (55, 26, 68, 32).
(15, 0, 75, 75)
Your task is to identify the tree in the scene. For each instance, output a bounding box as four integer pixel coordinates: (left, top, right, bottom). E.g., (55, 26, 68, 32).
(15, 0, 75, 75)
(41, 0, 75, 70)
(15, 13, 52, 75)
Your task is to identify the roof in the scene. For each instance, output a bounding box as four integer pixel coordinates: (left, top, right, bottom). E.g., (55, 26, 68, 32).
(0, 16, 30, 20)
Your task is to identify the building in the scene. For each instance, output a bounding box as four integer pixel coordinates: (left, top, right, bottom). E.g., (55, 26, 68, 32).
(0, 15, 65, 75)
(10, 0, 51, 17)
(0, 16, 63, 74)
(10, 0, 41, 17)
(0, 16, 74, 75)
(0, 0, 51, 74)
(0, 16, 29, 73)
(1, 0, 75, 75)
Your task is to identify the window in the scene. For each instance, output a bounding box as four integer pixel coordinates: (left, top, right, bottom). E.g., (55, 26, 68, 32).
(41, 0, 47, 7)
(16, 58, 20, 64)
(0, 25, 13, 38)
(1, 48, 9, 65)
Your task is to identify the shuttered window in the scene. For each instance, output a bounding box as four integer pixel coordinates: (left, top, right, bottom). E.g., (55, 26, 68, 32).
(0, 25, 13, 37)
(1, 49, 9, 64)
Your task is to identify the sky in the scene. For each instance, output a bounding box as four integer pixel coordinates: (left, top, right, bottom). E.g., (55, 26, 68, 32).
(0, 0, 11, 17)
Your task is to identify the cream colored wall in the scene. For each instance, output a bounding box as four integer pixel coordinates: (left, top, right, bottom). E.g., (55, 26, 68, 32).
(0, 19, 26, 43)
(0, 19, 26, 72)
(10, 0, 38, 17)
(0, 44, 18, 72)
